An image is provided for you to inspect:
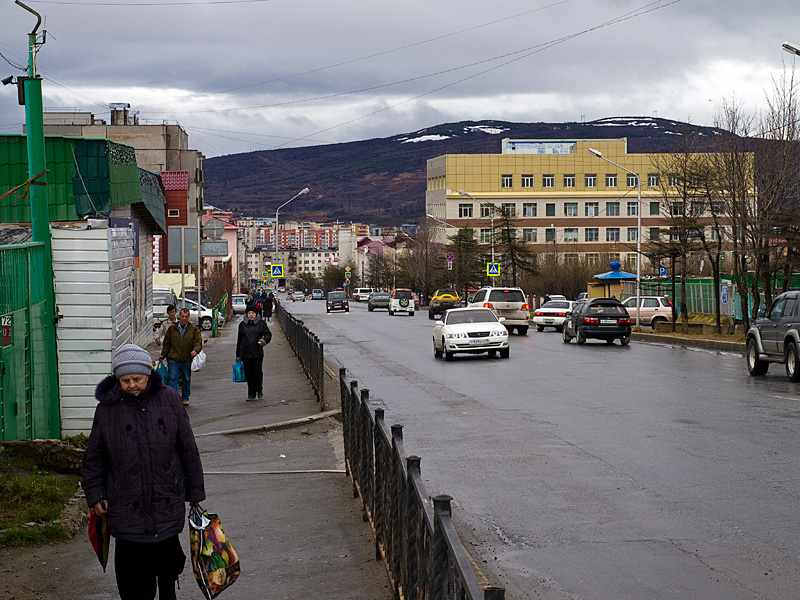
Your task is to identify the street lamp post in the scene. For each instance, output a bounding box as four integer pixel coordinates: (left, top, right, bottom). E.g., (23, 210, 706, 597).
(458, 190, 495, 263)
(588, 148, 641, 328)
(275, 187, 310, 253)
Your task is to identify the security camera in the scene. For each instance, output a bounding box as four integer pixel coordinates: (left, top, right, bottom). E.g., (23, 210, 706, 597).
(2, 76, 14, 86)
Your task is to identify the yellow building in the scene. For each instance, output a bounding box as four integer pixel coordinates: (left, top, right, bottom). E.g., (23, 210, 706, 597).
(426, 138, 693, 272)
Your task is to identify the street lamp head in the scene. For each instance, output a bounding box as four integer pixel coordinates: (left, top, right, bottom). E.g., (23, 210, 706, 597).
(783, 42, 800, 57)
(299, 187, 310, 195)
(588, 148, 602, 158)
(458, 190, 472, 198)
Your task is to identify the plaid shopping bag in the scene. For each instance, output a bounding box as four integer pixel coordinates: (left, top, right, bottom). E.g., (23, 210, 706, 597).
(188, 504, 240, 599)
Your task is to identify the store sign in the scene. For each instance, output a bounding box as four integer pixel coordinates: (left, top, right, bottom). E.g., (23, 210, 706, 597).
(1, 315, 11, 348)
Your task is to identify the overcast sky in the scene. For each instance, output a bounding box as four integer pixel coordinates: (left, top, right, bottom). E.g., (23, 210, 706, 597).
(0, 0, 797, 158)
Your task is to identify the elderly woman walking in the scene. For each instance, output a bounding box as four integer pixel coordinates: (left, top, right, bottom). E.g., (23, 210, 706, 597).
(82, 344, 206, 600)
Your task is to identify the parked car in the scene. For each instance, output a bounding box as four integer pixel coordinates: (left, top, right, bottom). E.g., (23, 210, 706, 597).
(467, 287, 530, 335)
(353, 288, 375, 302)
(231, 293, 248, 314)
(182, 287, 208, 307)
(153, 286, 178, 329)
(575, 292, 589, 302)
(326, 290, 349, 313)
(621, 295, 673, 327)
(177, 297, 225, 331)
(389, 288, 415, 316)
(367, 291, 391, 311)
(432, 307, 509, 361)
(428, 289, 461, 320)
(532, 300, 575, 332)
(562, 297, 631, 345)
(745, 290, 800, 380)
(311, 289, 325, 300)
(291, 291, 306, 302)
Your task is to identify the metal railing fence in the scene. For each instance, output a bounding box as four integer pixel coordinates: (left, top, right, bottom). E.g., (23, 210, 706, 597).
(274, 300, 324, 402)
(340, 370, 505, 600)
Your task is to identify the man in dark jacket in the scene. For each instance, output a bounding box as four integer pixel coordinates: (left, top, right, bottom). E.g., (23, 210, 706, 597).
(236, 307, 272, 401)
(82, 343, 205, 600)
(158, 307, 203, 406)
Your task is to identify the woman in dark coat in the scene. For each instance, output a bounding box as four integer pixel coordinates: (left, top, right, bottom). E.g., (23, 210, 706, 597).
(263, 292, 274, 320)
(236, 306, 272, 401)
(82, 343, 206, 600)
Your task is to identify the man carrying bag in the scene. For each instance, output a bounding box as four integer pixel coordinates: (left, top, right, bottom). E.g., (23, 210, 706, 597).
(159, 307, 203, 406)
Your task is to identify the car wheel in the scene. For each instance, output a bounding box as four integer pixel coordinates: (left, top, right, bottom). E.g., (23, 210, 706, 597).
(444, 344, 454, 361)
(562, 327, 572, 343)
(620, 336, 630, 346)
(200, 317, 212, 331)
(536, 325, 544, 332)
(500, 348, 510, 358)
(433, 341, 442, 359)
(428, 311, 435, 320)
(746, 337, 769, 376)
(368, 306, 373, 312)
(345, 310, 349, 313)
(606, 339, 615, 345)
(388, 310, 394, 316)
(576, 328, 586, 345)
(786, 341, 800, 381)
(556, 325, 564, 333)
(326, 308, 330, 313)
(410, 311, 415, 316)
(651, 316, 666, 328)
(488, 350, 497, 357)
(517, 326, 528, 336)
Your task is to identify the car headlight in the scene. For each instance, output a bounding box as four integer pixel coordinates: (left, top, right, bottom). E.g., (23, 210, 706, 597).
(447, 332, 468, 339)
(490, 330, 506, 337)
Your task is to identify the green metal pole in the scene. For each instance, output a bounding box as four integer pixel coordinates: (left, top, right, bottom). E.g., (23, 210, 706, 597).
(23, 24, 61, 439)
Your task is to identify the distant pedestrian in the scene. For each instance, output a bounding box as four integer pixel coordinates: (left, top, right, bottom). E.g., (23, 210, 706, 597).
(82, 343, 205, 600)
(153, 304, 178, 346)
(158, 307, 203, 406)
(236, 307, 272, 401)
(263, 293, 274, 321)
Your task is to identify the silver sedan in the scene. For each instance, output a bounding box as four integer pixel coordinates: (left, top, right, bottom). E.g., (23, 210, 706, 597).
(432, 307, 509, 361)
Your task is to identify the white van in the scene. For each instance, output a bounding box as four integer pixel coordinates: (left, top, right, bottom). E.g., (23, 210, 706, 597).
(353, 288, 375, 302)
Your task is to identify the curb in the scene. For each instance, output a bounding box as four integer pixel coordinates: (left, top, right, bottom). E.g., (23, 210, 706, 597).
(631, 331, 745, 352)
(194, 409, 342, 437)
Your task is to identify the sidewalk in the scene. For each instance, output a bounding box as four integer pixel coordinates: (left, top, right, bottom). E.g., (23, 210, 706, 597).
(1, 317, 392, 600)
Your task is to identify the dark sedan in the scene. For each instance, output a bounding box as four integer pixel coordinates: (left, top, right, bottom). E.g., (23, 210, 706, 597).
(562, 297, 631, 345)
(326, 290, 349, 313)
(367, 291, 390, 311)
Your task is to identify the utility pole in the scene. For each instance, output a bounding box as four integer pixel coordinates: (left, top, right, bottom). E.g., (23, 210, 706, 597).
(18, 0, 60, 436)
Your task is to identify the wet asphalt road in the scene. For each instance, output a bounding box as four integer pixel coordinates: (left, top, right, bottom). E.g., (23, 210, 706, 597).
(284, 296, 800, 599)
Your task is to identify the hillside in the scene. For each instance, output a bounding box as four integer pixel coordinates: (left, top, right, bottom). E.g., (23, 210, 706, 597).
(203, 117, 721, 224)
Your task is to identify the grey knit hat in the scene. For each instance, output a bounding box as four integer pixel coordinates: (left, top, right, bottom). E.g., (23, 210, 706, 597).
(112, 344, 153, 378)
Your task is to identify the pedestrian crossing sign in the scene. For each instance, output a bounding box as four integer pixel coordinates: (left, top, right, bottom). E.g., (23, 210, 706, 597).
(487, 263, 500, 277)
(271, 264, 284, 278)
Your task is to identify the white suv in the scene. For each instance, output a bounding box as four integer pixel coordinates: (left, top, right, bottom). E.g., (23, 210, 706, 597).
(353, 288, 375, 302)
(467, 286, 530, 334)
(388, 289, 415, 316)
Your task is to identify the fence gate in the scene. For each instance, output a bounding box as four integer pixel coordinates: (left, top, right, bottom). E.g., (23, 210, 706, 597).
(0, 242, 60, 441)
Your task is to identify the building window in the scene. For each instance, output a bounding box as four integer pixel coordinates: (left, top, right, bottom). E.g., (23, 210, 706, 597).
(542, 174, 555, 188)
(650, 201, 660, 216)
(606, 201, 620, 216)
(606, 173, 618, 187)
(606, 228, 620, 242)
(564, 174, 575, 188)
(459, 203, 473, 218)
(627, 227, 639, 242)
(586, 253, 600, 267)
(649, 227, 661, 241)
(671, 202, 684, 216)
(627, 202, 639, 216)
(585, 202, 599, 216)
(669, 174, 680, 187)
(523, 228, 537, 242)
(480, 228, 492, 244)
(523, 202, 537, 217)
(648, 173, 660, 187)
(168, 209, 180, 217)
(564, 253, 579, 265)
(690, 201, 704, 216)
(711, 200, 724, 213)
(501, 174, 513, 188)
(521, 174, 534, 188)
(585, 174, 597, 188)
(546, 203, 555, 217)
(545, 228, 556, 242)
(481, 204, 493, 217)
(564, 202, 578, 216)
(501, 203, 516, 217)
(670, 228, 680, 241)
(585, 228, 599, 242)
(564, 228, 578, 242)
(627, 174, 638, 187)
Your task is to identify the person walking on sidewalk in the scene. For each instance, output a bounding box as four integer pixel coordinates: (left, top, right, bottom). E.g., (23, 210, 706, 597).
(153, 304, 178, 346)
(158, 307, 203, 406)
(82, 343, 206, 600)
(263, 292, 274, 322)
(236, 306, 272, 401)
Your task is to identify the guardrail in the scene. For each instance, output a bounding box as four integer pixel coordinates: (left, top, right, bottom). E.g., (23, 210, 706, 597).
(274, 300, 324, 402)
(340, 370, 505, 600)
